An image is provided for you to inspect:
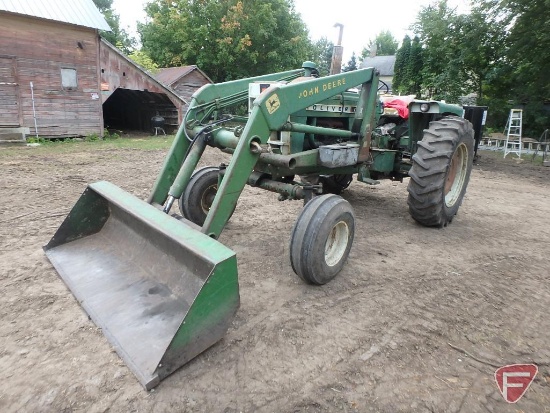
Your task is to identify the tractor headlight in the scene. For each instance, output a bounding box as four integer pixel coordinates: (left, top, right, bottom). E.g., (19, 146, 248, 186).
(420, 103, 430, 112)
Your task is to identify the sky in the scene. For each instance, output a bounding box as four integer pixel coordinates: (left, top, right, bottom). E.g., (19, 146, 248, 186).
(112, 0, 470, 62)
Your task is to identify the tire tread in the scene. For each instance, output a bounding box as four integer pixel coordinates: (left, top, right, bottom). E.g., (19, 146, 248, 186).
(407, 117, 474, 227)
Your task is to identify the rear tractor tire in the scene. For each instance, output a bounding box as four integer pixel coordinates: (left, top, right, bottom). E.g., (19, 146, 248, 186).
(407, 116, 474, 227)
(179, 166, 234, 226)
(290, 194, 355, 285)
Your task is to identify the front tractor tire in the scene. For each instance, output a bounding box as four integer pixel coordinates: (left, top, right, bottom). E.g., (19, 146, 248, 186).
(407, 117, 474, 227)
(179, 166, 223, 226)
(290, 194, 355, 285)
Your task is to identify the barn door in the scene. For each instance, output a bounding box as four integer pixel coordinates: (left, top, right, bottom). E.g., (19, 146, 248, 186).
(0, 56, 21, 127)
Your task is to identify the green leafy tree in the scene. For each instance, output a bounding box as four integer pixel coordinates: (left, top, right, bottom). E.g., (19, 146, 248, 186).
(407, 36, 423, 97)
(139, 0, 312, 82)
(309, 37, 334, 77)
(507, 1, 550, 100)
(480, 0, 550, 135)
(410, 0, 509, 117)
(361, 30, 398, 58)
(92, 0, 135, 54)
(396, 0, 548, 134)
(411, 0, 470, 102)
(392, 35, 411, 94)
(138, 0, 212, 68)
(342, 52, 358, 72)
(454, 7, 506, 102)
(128, 50, 159, 73)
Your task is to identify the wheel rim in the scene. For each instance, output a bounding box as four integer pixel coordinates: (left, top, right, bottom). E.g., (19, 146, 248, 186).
(200, 184, 217, 214)
(324, 221, 349, 267)
(444, 143, 469, 207)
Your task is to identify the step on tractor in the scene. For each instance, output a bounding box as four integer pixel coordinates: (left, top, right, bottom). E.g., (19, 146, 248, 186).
(45, 62, 484, 389)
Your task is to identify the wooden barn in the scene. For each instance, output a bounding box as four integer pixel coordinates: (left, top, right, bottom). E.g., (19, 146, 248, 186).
(100, 39, 184, 133)
(155, 66, 212, 110)
(0, 0, 185, 139)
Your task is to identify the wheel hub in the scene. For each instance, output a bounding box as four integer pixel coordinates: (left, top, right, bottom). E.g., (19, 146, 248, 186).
(200, 184, 218, 214)
(324, 221, 349, 267)
(445, 143, 468, 207)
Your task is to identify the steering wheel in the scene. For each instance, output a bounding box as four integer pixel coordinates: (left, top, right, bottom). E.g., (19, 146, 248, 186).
(378, 80, 390, 94)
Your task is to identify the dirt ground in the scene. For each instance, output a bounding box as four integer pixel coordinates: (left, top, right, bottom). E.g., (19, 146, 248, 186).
(1, 142, 550, 413)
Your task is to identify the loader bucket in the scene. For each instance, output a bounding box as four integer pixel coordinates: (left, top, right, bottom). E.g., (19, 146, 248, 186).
(44, 181, 239, 390)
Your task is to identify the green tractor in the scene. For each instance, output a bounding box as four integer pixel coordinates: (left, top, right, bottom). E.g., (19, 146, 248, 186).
(45, 62, 481, 389)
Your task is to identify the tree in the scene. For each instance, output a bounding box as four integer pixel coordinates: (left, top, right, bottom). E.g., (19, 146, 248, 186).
(479, 0, 550, 136)
(342, 52, 358, 72)
(128, 50, 159, 73)
(454, 7, 506, 102)
(412, 0, 467, 102)
(407, 36, 423, 97)
(309, 37, 334, 77)
(397, 0, 547, 134)
(361, 30, 398, 58)
(92, 0, 135, 54)
(392, 35, 411, 95)
(508, 1, 550, 100)
(139, 0, 312, 82)
(138, 0, 212, 68)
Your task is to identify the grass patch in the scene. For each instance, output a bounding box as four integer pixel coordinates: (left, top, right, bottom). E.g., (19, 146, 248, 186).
(0, 134, 175, 157)
(530, 153, 549, 166)
(477, 148, 550, 167)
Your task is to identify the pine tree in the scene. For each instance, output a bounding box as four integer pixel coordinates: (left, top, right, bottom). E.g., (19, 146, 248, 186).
(393, 36, 411, 94)
(342, 52, 358, 72)
(310, 37, 334, 77)
(407, 36, 423, 97)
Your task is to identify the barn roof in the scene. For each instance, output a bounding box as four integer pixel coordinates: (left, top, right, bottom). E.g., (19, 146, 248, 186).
(100, 38, 186, 105)
(360, 55, 396, 76)
(155, 66, 213, 86)
(0, 0, 111, 31)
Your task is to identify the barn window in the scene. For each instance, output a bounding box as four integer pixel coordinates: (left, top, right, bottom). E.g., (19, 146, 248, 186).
(61, 68, 78, 90)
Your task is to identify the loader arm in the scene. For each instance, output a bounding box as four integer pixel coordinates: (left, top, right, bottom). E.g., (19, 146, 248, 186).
(148, 67, 308, 206)
(201, 67, 380, 238)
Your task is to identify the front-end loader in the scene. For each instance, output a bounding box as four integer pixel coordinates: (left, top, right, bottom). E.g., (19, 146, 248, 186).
(44, 62, 481, 389)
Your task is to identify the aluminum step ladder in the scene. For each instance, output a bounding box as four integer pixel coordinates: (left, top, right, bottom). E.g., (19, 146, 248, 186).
(504, 109, 523, 158)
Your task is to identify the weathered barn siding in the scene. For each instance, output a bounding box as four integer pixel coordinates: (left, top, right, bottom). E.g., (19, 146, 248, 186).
(0, 12, 103, 137)
(0, 56, 21, 127)
(171, 70, 211, 106)
(155, 66, 211, 112)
